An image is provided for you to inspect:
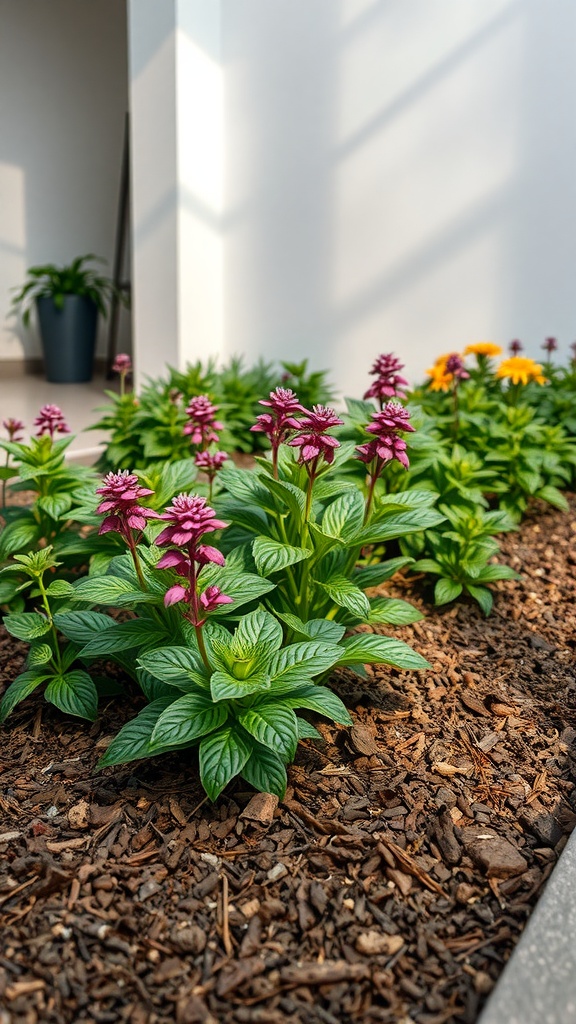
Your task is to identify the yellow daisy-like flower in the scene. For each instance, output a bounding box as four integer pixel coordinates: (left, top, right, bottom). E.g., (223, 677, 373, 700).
(463, 342, 503, 358)
(496, 357, 547, 386)
(426, 362, 453, 391)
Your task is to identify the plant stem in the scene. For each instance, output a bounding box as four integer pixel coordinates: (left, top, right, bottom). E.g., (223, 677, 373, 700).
(126, 532, 147, 590)
(38, 575, 63, 673)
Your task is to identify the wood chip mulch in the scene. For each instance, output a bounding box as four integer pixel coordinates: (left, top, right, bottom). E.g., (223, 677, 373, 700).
(0, 495, 575, 1024)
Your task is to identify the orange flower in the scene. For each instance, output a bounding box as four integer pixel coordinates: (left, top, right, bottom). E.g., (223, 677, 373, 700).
(463, 342, 502, 358)
(426, 362, 453, 391)
(496, 357, 547, 386)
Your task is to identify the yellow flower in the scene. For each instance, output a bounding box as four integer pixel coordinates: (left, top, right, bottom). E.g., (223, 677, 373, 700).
(496, 357, 547, 386)
(463, 342, 503, 358)
(426, 362, 453, 391)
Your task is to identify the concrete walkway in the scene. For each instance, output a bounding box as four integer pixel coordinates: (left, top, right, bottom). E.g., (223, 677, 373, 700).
(479, 828, 576, 1024)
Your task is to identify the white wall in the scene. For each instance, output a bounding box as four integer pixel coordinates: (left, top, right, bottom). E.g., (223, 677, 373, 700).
(222, 0, 576, 397)
(128, 0, 223, 388)
(0, 0, 129, 363)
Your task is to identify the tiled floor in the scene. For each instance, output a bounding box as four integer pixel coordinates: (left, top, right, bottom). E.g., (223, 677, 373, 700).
(0, 370, 118, 458)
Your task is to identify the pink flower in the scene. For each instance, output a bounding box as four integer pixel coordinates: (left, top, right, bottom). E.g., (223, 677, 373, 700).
(356, 401, 415, 471)
(154, 493, 231, 624)
(444, 354, 470, 381)
(251, 387, 304, 445)
(96, 470, 159, 537)
(199, 585, 233, 613)
(183, 396, 223, 448)
(156, 494, 227, 549)
(288, 405, 343, 466)
(509, 339, 523, 355)
(194, 450, 228, 479)
(33, 405, 70, 439)
(363, 353, 409, 404)
(2, 418, 25, 442)
(112, 353, 132, 375)
(542, 336, 558, 355)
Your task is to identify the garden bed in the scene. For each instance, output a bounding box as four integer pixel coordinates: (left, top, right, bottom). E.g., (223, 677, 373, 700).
(0, 495, 574, 1024)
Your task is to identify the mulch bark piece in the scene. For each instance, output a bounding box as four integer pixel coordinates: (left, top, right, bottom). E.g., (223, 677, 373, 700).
(0, 495, 575, 1023)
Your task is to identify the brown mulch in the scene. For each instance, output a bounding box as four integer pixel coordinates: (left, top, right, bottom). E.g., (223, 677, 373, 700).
(0, 497, 575, 1024)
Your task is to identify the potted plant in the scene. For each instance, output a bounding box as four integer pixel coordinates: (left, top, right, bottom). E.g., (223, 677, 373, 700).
(11, 254, 122, 383)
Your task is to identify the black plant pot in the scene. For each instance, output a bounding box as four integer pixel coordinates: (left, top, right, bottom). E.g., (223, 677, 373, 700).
(36, 295, 98, 383)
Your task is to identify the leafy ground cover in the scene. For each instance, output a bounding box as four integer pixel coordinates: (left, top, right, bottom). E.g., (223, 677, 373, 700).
(0, 494, 574, 1024)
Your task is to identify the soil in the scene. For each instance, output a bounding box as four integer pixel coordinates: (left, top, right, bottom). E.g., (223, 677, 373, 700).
(0, 496, 575, 1024)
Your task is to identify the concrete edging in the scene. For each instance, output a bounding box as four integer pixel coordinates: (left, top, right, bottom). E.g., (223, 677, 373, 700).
(479, 827, 576, 1024)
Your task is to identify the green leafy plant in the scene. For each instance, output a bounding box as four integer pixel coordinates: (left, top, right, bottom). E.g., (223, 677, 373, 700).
(11, 254, 123, 326)
(0, 548, 98, 723)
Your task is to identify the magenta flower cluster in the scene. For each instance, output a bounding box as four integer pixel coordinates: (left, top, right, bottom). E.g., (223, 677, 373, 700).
(33, 405, 70, 440)
(183, 396, 223, 450)
(288, 405, 344, 466)
(112, 353, 132, 375)
(364, 353, 409, 406)
(2, 417, 25, 442)
(356, 401, 415, 471)
(444, 354, 470, 382)
(156, 494, 231, 623)
(251, 387, 304, 448)
(96, 471, 159, 540)
(194, 449, 228, 480)
(509, 339, 523, 355)
(542, 337, 558, 355)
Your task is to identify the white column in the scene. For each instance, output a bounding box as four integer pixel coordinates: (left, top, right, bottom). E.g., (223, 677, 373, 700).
(127, 0, 223, 388)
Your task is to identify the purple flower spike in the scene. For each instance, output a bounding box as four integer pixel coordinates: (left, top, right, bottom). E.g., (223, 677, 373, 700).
(194, 450, 228, 478)
(509, 339, 523, 355)
(356, 401, 415, 471)
(156, 494, 227, 549)
(444, 354, 470, 381)
(3, 417, 25, 442)
(543, 336, 558, 355)
(112, 353, 132, 375)
(33, 405, 70, 439)
(364, 353, 409, 405)
(288, 405, 344, 466)
(95, 470, 159, 539)
(183, 395, 223, 449)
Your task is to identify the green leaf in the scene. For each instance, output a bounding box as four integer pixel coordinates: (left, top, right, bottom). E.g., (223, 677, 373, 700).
(253, 536, 312, 576)
(0, 519, 41, 559)
(136, 668, 175, 702)
(297, 718, 323, 741)
(237, 703, 299, 761)
(232, 609, 283, 655)
(316, 575, 370, 620)
(3, 612, 51, 641)
(368, 597, 424, 625)
(36, 493, 73, 520)
(535, 485, 569, 511)
(352, 556, 414, 589)
(275, 611, 346, 644)
(0, 670, 50, 722)
(72, 575, 156, 606)
(268, 641, 343, 690)
(339, 634, 430, 670)
(280, 683, 352, 725)
(79, 620, 169, 657)
(411, 558, 444, 575)
(240, 744, 287, 798)
(45, 579, 76, 598)
(97, 697, 175, 767)
(465, 584, 493, 616)
(434, 579, 464, 605)
(475, 563, 518, 582)
(53, 610, 117, 642)
(259, 476, 306, 520)
(150, 693, 228, 749)
(322, 490, 365, 541)
(27, 643, 53, 668)
(138, 646, 208, 690)
(198, 567, 276, 615)
(356, 508, 445, 545)
(210, 670, 271, 702)
(44, 670, 98, 720)
(199, 725, 252, 801)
